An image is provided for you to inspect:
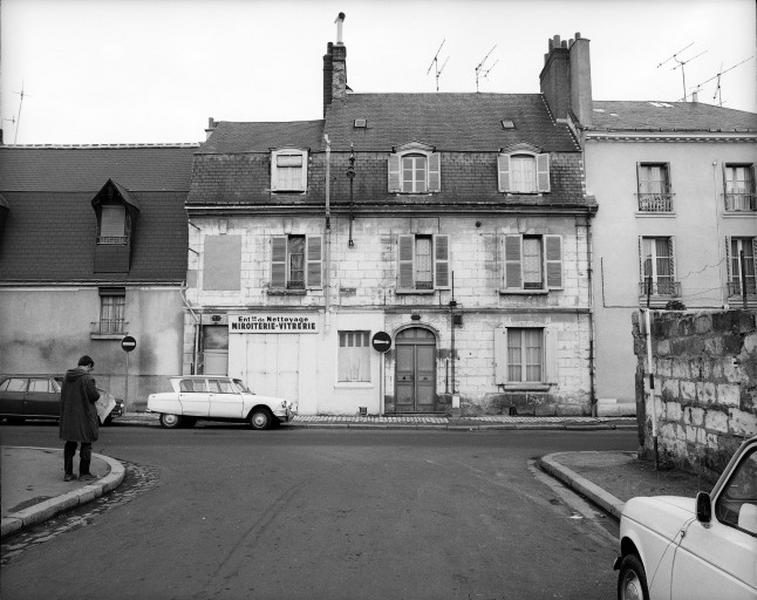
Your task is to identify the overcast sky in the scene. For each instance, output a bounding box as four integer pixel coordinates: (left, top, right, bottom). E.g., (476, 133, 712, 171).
(1, 0, 755, 145)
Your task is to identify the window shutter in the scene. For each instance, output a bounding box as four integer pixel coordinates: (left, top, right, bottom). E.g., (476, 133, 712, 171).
(271, 236, 287, 287)
(545, 235, 563, 289)
(536, 153, 550, 193)
(493, 326, 508, 384)
(638, 236, 644, 286)
(388, 153, 401, 192)
(300, 150, 308, 190)
(398, 235, 415, 289)
(497, 154, 511, 192)
(503, 234, 523, 289)
(752, 166, 757, 210)
(664, 162, 672, 196)
(725, 236, 733, 286)
(753, 238, 757, 280)
(270, 152, 279, 191)
(428, 152, 441, 192)
(306, 235, 322, 288)
(544, 327, 558, 384)
(434, 234, 450, 288)
(669, 236, 676, 282)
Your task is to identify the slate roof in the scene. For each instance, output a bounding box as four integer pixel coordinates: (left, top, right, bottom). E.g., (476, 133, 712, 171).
(199, 121, 325, 154)
(0, 146, 195, 283)
(590, 101, 757, 132)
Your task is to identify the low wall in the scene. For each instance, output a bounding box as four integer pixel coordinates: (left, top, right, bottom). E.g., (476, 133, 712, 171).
(632, 310, 756, 480)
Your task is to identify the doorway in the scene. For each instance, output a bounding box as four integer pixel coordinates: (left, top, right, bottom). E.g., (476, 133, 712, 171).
(394, 327, 437, 413)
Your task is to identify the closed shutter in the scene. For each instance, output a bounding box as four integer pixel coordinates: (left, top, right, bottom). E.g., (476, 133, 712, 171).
(398, 235, 415, 289)
(544, 327, 558, 384)
(434, 234, 450, 288)
(497, 154, 511, 192)
(388, 153, 401, 192)
(270, 152, 279, 191)
(753, 238, 757, 280)
(300, 150, 308, 190)
(545, 235, 563, 289)
(503, 234, 523, 289)
(428, 152, 441, 192)
(725, 237, 733, 294)
(306, 235, 322, 288)
(271, 236, 287, 287)
(536, 153, 551, 193)
(493, 326, 508, 384)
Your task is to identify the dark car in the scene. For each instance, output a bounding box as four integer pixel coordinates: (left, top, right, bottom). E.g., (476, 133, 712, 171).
(0, 374, 124, 425)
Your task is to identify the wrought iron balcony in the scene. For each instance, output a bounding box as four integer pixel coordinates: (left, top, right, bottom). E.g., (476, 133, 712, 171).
(727, 280, 757, 297)
(638, 280, 681, 297)
(637, 193, 673, 212)
(723, 192, 757, 212)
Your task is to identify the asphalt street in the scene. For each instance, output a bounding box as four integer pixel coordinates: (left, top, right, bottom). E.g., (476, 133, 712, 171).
(1, 424, 636, 600)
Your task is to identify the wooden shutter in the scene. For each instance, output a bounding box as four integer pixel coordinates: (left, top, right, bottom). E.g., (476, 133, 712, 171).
(493, 326, 508, 384)
(725, 237, 733, 290)
(434, 234, 450, 288)
(270, 152, 280, 191)
(306, 235, 322, 288)
(428, 152, 441, 192)
(300, 150, 308, 190)
(398, 235, 415, 289)
(271, 236, 287, 288)
(545, 235, 563, 289)
(753, 238, 757, 280)
(503, 234, 523, 289)
(536, 153, 551, 193)
(497, 154, 511, 192)
(544, 327, 558, 384)
(388, 153, 401, 192)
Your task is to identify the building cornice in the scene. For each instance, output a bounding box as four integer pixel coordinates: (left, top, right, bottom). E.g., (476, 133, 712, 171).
(0, 281, 186, 289)
(584, 131, 757, 143)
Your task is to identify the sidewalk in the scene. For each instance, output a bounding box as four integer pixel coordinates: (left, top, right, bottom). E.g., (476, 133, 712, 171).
(1, 414, 710, 540)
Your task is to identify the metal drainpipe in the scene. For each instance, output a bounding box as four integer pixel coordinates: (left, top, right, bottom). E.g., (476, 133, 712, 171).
(585, 214, 598, 416)
(323, 134, 332, 330)
(180, 283, 201, 374)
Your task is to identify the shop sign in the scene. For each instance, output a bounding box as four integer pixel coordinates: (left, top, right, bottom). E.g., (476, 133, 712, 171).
(228, 313, 319, 334)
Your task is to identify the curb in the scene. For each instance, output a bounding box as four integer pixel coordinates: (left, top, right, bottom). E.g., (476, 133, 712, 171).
(1, 450, 126, 538)
(538, 452, 626, 520)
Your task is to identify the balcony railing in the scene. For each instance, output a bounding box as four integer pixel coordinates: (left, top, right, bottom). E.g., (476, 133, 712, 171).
(724, 193, 757, 212)
(637, 193, 673, 212)
(90, 320, 128, 335)
(97, 236, 129, 245)
(638, 280, 681, 297)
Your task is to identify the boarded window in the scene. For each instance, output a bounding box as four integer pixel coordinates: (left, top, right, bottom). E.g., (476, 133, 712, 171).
(203, 235, 242, 291)
(338, 330, 371, 382)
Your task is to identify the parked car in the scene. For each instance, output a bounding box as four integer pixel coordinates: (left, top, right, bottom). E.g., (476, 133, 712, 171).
(147, 375, 296, 430)
(615, 435, 757, 600)
(0, 374, 124, 425)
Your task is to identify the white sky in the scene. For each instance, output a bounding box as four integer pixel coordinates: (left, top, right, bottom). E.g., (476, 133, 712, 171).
(1, 0, 755, 145)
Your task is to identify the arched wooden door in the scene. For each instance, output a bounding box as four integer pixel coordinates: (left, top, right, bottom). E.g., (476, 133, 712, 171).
(394, 327, 436, 413)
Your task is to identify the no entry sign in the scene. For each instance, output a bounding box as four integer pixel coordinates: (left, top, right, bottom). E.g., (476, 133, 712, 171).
(121, 335, 137, 352)
(371, 331, 392, 353)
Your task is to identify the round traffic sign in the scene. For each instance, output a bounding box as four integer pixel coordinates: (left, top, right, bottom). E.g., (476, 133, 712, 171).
(121, 335, 137, 352)
(371, 331, 392, 353)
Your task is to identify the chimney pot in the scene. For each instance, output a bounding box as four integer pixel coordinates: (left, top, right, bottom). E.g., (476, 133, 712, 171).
(575, 32, 581, 39)
(335, 12, 345, 45)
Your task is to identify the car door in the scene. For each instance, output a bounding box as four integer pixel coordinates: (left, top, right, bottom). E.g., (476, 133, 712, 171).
(178, 379, 210, 417)
(207, 378, 244, 419)
(0, 377, 28, 416)
(25, 377, 60, 417)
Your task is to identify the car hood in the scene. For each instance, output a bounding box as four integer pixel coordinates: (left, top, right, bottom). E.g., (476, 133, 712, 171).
(623, 495, 696, 539)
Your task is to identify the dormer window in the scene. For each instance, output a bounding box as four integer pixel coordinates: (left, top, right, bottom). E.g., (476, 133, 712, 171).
(388, 143, 441, 194)
(91, 179, 139, 273)
(498, 151, 550, 194)
(271, 149, 308, 192)
(99, 205, 127, 245)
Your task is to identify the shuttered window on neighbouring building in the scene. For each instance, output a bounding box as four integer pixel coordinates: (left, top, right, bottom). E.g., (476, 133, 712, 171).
(397, 234, 450, 292)
(271, 235, 322, 289)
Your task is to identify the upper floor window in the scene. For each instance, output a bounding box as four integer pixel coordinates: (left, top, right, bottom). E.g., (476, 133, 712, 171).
(271, 234, 322, 290)
(498, 152, 550, 194)
(639, 236, 679, 298)
(397, 234, 449, 292)
(637, 162, 673, 212)
(271, 149, 308, 192)
(724, 164, 756, 212)
(99, 205, 127, 245)
(388, 143, 441, 194)
(726, 236, 756, 298)
(501, 233, 562, 292)
(92, 287, 126, 336)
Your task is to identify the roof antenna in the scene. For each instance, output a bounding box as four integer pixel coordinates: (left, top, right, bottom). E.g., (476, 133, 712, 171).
(688, 56, 753, 106)
(12, 81, 29, 144)
(475, 45, 498, 92)
(657, 43, 707, 101)
(426, 39, 449, 92)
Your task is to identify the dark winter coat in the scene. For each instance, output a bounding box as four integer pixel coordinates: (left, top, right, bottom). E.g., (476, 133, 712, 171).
(59, 367, 100, 442)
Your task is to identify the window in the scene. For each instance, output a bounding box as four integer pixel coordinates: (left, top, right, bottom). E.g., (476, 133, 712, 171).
(397, 234, 450, 292)
(96, 287, 126, 335)
(637, 163, 672, 212)
(271, 149, 308, 192)
(727, 237, 757, 297)
(507, 328, 544, 383)
(498, 152, 550, 194)
(639, 236, 678, 296)
(724, 164, 756, 211)
(98, 205, 127, 244)
(388, 144, 441, 193)
(28, 378, 52, 393)
(271, 235, 322, 290)
(715, 447, 757, 534)
(501, 234, 562, 292)
(338, 331, 371, 382)
(0, 378, 27, 392)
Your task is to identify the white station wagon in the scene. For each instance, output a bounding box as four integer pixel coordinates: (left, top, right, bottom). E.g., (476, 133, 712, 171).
(147, 375, 296, 430)
(615, 435, 757, 600)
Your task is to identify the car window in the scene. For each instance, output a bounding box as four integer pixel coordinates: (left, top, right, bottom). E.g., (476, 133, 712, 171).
(232, 379, 251, 393)
(1, 378, 28, 392)
(715, 447, 757, 534)
(217, 380, 235, 393)
(207, 380, 221, 393)
(179, 379, 206, 392)
(28, 378, 51, 393)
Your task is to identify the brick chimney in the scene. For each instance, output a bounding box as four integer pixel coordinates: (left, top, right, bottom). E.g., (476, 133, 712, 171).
(540, 33, 592, 127)
(323, 12, 347, 116)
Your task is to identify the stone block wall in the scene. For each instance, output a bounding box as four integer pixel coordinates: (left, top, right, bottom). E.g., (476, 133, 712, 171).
(632, 309, 757, 479)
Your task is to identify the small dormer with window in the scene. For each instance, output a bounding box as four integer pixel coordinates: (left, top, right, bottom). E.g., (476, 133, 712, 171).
(498, 143, 550, 194)
(271, 148, 309, 192)
(91, 179, 139, 273)
(388, 142, 441, 194)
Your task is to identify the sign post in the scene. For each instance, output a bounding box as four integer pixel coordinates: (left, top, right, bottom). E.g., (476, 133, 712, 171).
(121, 336, 136, 410)
(372, 332, 392, 415)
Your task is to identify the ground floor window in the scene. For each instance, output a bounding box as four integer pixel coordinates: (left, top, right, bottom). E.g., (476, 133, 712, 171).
(97, 287, 126, 334)
(507, 328, 544, 382)
(338, 330, 371, 382)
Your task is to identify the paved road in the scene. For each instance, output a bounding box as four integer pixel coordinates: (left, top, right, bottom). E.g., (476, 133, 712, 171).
(1, 424, 635, 600)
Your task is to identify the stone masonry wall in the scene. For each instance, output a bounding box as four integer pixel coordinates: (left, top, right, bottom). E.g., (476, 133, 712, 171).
(632, 309, 757, 479)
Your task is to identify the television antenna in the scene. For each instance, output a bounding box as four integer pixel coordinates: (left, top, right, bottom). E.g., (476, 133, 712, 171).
(12, 82, 29, 144)
(688, 56, 753, 106)
(426, 39, 449, 92)
(657, 43, 707, 101)
(475, 44, 498, 92)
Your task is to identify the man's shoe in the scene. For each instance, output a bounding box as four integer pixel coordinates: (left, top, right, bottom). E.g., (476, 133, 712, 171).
(63, 473, 76, 482)
(78, 473, 97, 482)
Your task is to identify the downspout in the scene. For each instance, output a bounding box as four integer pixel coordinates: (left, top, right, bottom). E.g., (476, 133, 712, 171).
(324, 134, 332, 330)
(585, 213, 597, 416)
(180, 282, 201, 375)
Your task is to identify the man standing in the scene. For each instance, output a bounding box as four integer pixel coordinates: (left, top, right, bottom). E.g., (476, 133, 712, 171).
(59, 355, 100, 481)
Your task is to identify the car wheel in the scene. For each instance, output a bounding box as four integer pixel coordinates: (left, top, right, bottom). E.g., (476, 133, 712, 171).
(617, 554, 649, 600)
(159, 413, 182, 429)
(249, 408, 272, 430)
